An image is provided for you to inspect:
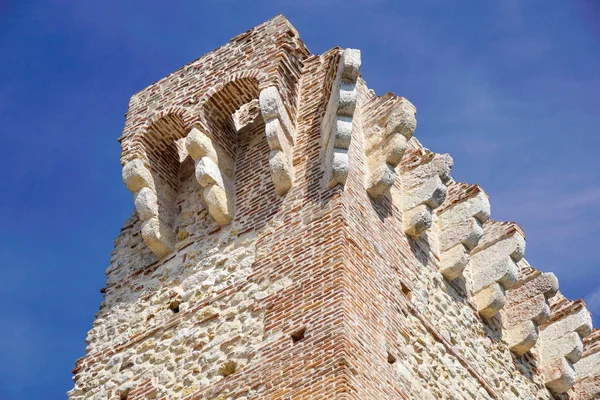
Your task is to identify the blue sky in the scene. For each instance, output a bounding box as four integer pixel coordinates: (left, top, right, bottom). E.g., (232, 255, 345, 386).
(0, 1, 599, 398)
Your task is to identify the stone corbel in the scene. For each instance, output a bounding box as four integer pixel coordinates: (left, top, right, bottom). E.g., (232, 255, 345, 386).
(364, 98, 417, 198)
(400, 149, 453, 238)
(573, 329, 600, 399)
(542, 357, 577, 395)
(500, 262, 559, 355)
(122, 159, 175, 258)
(259, 86, 296, 195)
(321, 48, 361, 188)
(435, 182, 490, 280)
(185, 127, 235, 226)
(538, 297, 593, 394)
(467, 221, 525, 318)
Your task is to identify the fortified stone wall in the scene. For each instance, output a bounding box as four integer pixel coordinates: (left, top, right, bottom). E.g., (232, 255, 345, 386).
(69, 15, 599, 400)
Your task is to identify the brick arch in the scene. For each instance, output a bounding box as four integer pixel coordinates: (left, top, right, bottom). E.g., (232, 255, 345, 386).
(122, 109, 193, 258)
(198, 69, 267, 105)
(124, 107, 193, 165)
(140, 106, 193, 136)
(196, 74, 264, 158)
(181, 76, 266, 228)
(141, 113, 188, 225)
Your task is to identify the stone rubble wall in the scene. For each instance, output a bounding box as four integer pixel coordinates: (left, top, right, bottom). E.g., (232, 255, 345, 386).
(70, 14, 597, 400)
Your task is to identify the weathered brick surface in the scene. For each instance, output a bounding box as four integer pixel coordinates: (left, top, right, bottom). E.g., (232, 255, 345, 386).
(70, 15, 597, 400)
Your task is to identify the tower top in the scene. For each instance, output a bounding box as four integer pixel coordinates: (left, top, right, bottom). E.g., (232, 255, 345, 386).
(70, 15, 598, 400)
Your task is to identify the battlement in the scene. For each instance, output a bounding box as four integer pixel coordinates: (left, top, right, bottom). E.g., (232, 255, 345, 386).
(70, 15, 598, 400)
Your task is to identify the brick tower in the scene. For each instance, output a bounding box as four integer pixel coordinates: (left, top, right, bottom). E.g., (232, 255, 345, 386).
(69, 15, 600, 399)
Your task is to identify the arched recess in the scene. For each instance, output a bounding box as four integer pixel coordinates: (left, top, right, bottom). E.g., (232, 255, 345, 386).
(122, 108, 193, 259)
(122, 73, 299, 259)
(185, 74, 297, 227)
(184, 77, 262, 228)
(202, 77, 263, 156)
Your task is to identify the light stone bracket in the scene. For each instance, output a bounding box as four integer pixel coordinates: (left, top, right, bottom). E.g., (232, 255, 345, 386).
(573, 329, 600, 398)
(467, 220, 525, 318)
(185, 127, 236, 226)
(259, 86, 296, 196)
(321, 48, 361, 188)
(399, 149, 452, 238)
(122, 159, 176, 258)
(363, 97, 417, 199)
(538, 296, 593, 394)
(435, 182, 490, 280)
(500, 260, 559, 355)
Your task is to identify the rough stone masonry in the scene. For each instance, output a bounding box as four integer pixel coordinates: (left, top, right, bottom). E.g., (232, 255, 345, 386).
(69, 15, 600, 400)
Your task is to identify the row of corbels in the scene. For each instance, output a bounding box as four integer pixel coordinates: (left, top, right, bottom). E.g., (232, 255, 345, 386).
(391, 146, 597, 395)
(122, 47, 362, 259)
(122, 127, 236, 259)
(120, 47, 383, 259)
(571, 328, 600, 398)
(537, 295, 594, 395)
(360, 91, 594, 394)
(121, 83, 297, 259)
(332, 55, 597, 394)
(321, 48, 362, 188)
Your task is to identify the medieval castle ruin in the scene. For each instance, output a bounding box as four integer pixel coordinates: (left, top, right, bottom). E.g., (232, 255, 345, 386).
(68, 15, 600, 399)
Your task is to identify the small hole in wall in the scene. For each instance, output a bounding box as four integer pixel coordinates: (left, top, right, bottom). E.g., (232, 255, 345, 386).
(168, 300, 180, 313)
(401, 283, 413, 301)
(119, 361, 134, 372)
(119, 388, 130, 400)
(291, 327, 306, 343)
(387, 352, 397, 364)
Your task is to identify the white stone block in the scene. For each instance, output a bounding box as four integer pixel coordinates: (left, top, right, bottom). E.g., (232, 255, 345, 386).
(203, 184, 234, 226)
(340, 48, 361, 81)
(403, 153, 453, 189)
(473, 283, 505, 318)
(475, 232, 526, 263)
(404, 204, 432, 238)
(133, 187, 158, 221)
(439, 191, 490, 227)
(471, 257, 519, 293)
(575, 351, 600, 380)
(503, 293, 551, 327)
(141, 217, 174, 258)
(439, 244, 469, 281)
(507, 272, 559, 306)
(469, 233, 525, 293)
(505, 320, 538, 356)
(122, 159, 154, 193)
(269, 150, 293, 196)
(402, 176, 447, 210)
(185, 127, 217, 161)
(259, 86, 294, 143)
(265, 118, 292, 160)
(367, 163, 397, 199)
(195, 157, 226, 189)
(540, 307, 593, 343)
(328, 148, 349, 188)
(542, 331, 584, 364)
(439, 218, 483, 252)
(185, 127, 235, 177)
(333, 117, 353, 149)
(337, 81, 357, 116)
(381, 133, 408, 168)
(542, 356, 576, 394)
(386, 99, 417, 140)
(259, 86, 283, 120)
